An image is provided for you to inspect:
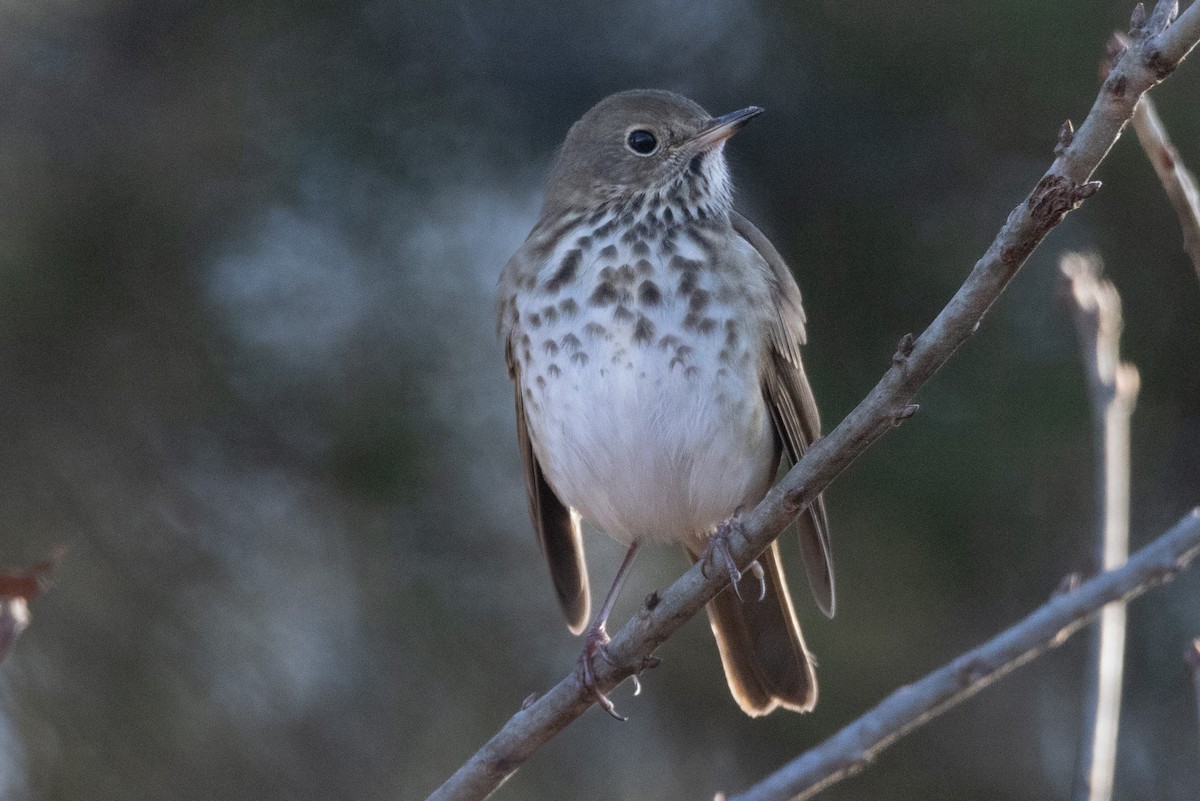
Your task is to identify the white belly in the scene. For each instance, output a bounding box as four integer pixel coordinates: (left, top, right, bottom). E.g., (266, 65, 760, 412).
(514, 224, 777, 545)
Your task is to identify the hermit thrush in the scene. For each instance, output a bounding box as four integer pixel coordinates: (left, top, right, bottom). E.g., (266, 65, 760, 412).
(498, 89, 833, 718)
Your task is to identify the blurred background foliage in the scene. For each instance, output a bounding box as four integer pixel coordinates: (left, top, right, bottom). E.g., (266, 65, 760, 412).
(0, 0, 1198, 799)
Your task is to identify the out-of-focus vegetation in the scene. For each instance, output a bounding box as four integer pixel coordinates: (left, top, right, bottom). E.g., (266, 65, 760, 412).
(0, 1, 1197, 799)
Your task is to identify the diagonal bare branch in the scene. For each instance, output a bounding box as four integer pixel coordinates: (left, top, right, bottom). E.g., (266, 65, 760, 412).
(1131, 96, 1200, 277)
(425, 5, 1200, 800)
(724, 511, 1200, 801)
(1107, 29, 1200, 279)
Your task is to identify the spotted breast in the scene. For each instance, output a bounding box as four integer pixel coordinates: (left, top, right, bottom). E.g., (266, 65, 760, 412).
(508, 201, 778, 545)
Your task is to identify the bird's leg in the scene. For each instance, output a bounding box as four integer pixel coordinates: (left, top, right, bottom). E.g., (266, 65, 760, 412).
(577, 541, 641, 720)
(700, 510, 766, 602)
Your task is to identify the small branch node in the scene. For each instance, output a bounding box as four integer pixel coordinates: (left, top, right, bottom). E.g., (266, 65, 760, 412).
(1103, 36, 1126, 80)
(1055, 119, 1075, 156)
(1075, 181, 1103, 202)
(1053, 572, 1082, 597)
(999, 242, 1027, 271)
(640, 654, 662, 671)
(1111, 29, 1133, 56)
(955, 658, 988, 687)
(643, 590, 661, 611)
(892, 332, 915, 364)
(1107, 73, 1129, 99)
(1115, 362, 1141, 402)
(1146, 0, 1179, 35)
(1130, 2, 1148, 34)
(489, 756, 517, 777)
(1144, 47, 1173, 78)
(782, 486, 807, 516)
(1030, 175, 1103, 230)
(520, 692, 538, 710)
(891, 404, 919, 426)
(1029, 174, 1069, 219)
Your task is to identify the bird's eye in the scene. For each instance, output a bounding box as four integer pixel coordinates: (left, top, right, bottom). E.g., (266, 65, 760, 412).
(626, 129, 658, 156)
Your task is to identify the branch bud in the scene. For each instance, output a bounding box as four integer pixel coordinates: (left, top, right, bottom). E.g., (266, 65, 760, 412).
(1054, 119, 1075, 156)
(1146, 0, 1178, 35)
(1129, 2, 1147, 33)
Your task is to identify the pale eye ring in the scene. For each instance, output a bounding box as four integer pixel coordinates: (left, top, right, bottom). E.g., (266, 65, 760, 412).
(626, 129, 658, 156)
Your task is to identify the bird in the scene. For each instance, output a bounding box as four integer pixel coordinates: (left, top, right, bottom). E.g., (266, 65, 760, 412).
(497, 89, 833, 718)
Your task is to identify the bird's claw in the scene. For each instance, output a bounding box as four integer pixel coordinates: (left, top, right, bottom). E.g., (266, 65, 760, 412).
(701, 513, 766, 602)
(577, 624, 627, 720)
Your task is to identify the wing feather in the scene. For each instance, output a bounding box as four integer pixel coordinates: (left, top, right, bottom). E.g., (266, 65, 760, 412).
(501, 247, 591, 634)
(732, 211, 836, 618)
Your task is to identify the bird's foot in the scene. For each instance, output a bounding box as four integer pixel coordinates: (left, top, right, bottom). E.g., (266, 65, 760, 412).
(700, 512, 766, 602)
(577, 622, 637, 720)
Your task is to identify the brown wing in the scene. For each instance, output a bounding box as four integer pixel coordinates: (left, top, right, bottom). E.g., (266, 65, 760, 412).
(732, 211, 835, 618)
(504, 331, 591, 635)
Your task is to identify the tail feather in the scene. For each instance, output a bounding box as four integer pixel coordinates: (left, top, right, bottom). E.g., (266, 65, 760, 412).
(688, 540, 816, 716)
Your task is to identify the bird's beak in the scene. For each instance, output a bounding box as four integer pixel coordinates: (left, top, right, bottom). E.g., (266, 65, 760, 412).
(691, 106, 764, 151)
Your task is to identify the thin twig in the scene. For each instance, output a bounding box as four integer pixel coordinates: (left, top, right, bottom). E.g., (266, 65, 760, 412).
(1132, 97, 1200, 277)
(1061, 253, 1141, 801)
(723, 511, 1200, 801)
(425, 6, 1200, 800)
(1109, 29, 1200, 277)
